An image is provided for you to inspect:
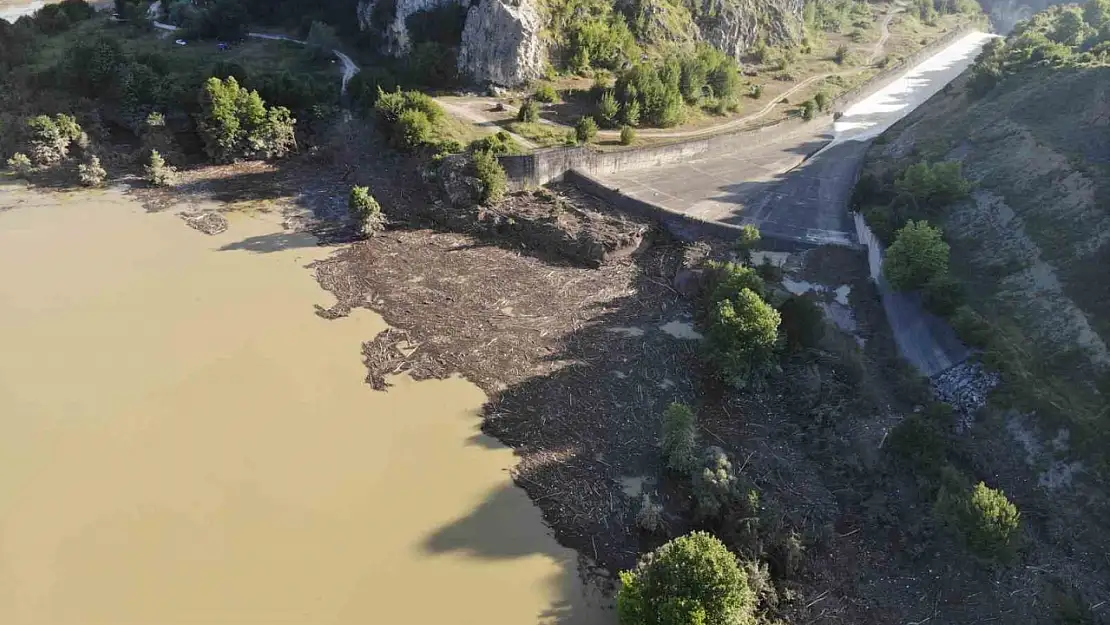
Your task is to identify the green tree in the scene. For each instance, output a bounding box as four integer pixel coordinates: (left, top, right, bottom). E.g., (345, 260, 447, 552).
(575, 116, 599, 143)
(349, 186, 386, 237)
(623, 98, 641, 126)
(618, 532, 756, 625)
(660, 402, 698, 474)
(801, 99, 817, 121)
(144, 149, 175, 187)
(706, 261, 764, 305)
(395, 108, 432, 151)
(884, 220, 950, 291)
(620, 125, 636, 145)
(517, 98, 539, 123)
(597, 90, 620, 128)
(6, 152, 32, 177)
(814, 91, 829, 111)
(77, 154, 106, 187)
(473, 149, 507, 204)
(936, 475, 1021, 560)
(25, 115, 67, 165)
(533, 84, 559, 103)
(706, 288, 781, 387)
(198, 77, 295, 163)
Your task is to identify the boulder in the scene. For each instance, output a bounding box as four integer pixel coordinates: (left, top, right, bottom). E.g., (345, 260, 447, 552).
(457, 0, 545, 87)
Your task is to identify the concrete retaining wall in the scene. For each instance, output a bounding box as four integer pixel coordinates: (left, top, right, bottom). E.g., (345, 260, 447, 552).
(499, 25, 974, 189)
(569, 170, 857, 250)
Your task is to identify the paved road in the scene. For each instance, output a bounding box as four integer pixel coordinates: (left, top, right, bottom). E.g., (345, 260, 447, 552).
(596, 31, 994, 246)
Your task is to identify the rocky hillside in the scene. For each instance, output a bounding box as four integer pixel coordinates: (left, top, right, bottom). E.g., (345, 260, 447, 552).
(356, 0, 809, 86)
(857, 1, 1110, 472)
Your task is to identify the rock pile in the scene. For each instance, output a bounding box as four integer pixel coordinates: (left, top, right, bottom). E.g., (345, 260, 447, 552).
(931, 361, 1000, 425)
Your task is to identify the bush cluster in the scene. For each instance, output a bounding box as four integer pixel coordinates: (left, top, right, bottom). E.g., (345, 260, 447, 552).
(471, 149, 507, 205)
(348, 186, 386, 237)
(374, 88, 452, 154)
(77, 154, 106, 186)
(197, 77, 297, 163)
(884, 220, 950, 292)
(603, 46, 741, 128)
(701, 260, 781, 388)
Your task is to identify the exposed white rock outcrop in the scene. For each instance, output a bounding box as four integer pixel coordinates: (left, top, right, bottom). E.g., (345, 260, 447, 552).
(690, 0, 805, 61)
(457, 0, 545, 87)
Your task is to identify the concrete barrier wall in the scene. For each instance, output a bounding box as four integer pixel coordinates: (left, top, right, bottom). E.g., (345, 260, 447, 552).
(568, 170, 855, 251)
(854, 212, 885, 280)
(499, 25, 974, 189)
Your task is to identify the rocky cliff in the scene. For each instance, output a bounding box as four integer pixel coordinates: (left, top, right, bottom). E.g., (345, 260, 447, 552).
(457, 0, 545, 86)
(358, 0, 805, 85)
(688, 0, 805, 60)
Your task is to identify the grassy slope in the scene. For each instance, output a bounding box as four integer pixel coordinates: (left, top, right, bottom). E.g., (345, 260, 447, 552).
(861, 65, 1110, 466)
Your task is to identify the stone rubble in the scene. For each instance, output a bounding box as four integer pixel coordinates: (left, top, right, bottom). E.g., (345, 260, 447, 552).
(931, 361, 1000, 426)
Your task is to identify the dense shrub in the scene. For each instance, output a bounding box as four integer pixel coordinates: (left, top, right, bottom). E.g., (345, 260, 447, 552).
(468, 131, 522, 156)
(814, 91, 830, 111)
(375, 88, 448, 153)
(144, 149, 176, 187)
(614, 62, 685, 128)
(25, 114, 84, 165)
(473, 149, 507, 204)
(735, 224, 761, 254)
(834, 44, 849, 64)
(620, 125, 636, 145)
(936, 473, 1021, 560)
(636, 493, 664, 532)
(950, 305, 994, 348)
(197, 77, 297, 163)
(705, 288, 781, 387)
(617, 532, 756, 625)
(661, 402, 698, 474)
(349, 186, 386, 237)
(533, 84, 559, 103)
(517, 98, 540, 123)
(922, 273, 965, 316)
(705, 261, 765, 304)
(749, 84, 763, 99)
(778, 294, 824, 351)
(6, 152, 33, 177)
(895, 161, 971, 209)
(396, 109, 433, 150)
(77, 154, 106, 187)
(887, 409, 951, 483)
(801, 99, 817, 120)
(884, 220, 950, 291)
(575, 116, 599, 143)
(692, 446, 737, 519)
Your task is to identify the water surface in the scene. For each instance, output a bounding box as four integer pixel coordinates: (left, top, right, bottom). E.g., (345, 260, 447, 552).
(0, 184, 605, 624)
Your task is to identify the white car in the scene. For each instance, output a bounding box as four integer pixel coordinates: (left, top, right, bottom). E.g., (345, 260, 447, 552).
(175, 39, 187, 46)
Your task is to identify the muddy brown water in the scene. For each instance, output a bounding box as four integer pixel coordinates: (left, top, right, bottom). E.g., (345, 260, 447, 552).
(0, 184, 608, 624)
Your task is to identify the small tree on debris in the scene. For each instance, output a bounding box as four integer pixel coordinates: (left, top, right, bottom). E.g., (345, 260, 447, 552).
(77, 155, 106, 186)
(349, 186, 386, 237)
(145, 149, 176, 187)
(618, 531, 757, 625)
(660, 402, 698, 474)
